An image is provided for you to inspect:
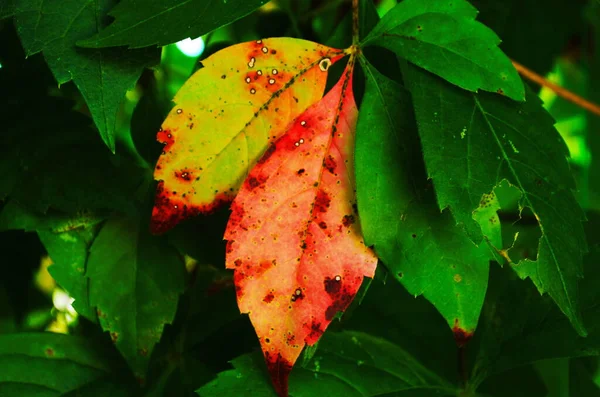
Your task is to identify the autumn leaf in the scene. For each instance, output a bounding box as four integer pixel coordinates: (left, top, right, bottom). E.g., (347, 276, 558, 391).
(224, 58, 377, 396)
(151, 38, 346, 234)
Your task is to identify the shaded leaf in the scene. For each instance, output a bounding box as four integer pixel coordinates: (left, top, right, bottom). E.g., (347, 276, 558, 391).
(0, 201, 103, 322)
(224, 62, 377, 396)
(0, 333, 111, 396)
(472, 0, 586, 76)
(570, 358, 600, 397)
(87, 214, 185, 380)
(362, 0, 524, 101)
(78, 0, 268, 49)
(356, 56, 493, 334)
(12, 0, 159, 151)
(401, 63, 588, 335)
(150, 38, 345, 234)
(198, 331, 456, 397)
(468, 213, 600, 388)
(0, 36, 143, 214)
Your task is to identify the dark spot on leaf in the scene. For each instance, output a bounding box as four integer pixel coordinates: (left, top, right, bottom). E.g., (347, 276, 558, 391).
(110, 332, 119, 343)
(45, 348, 54, 357)
(342, 214, 355, 227)
(411, 233, 417, 238)
(497, 88, 504, 95)
(324, 276, 341, 295)
(221, 74, 226, 79)
(306, 320, 324, 343)
(263, 292, 275, 303)
(318, 221, 327, 229)
(291, 288, 304, 302)
(297, 168, 305, 175)
(234, 258, 242, 267)
(314, 189, 331, 213)
(323, 155, 336, 174)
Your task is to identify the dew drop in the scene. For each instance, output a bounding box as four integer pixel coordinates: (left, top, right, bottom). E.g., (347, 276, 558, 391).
(272, 69, 278, 75)
(176, 109, 183, 114)
(262, 47, 268, 53)
(248, 57, 256, 68)
(269, 78, 276, 84)
(250, 88, 256, 94)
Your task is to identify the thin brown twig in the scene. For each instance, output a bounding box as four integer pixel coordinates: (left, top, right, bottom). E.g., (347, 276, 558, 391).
(512, 59, 600, 117)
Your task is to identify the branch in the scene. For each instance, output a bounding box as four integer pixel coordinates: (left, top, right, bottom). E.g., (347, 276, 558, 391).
(512, 60, 600, 117)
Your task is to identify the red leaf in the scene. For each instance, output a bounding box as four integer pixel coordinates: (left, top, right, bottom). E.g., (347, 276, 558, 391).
(224, 60, 377, 396)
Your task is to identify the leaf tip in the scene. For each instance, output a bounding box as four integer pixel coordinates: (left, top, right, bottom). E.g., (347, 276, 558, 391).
(452, 319, 474, 348)
(265, 352, 293, 397)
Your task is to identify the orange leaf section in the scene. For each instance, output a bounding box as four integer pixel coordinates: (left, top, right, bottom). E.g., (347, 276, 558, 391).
(151, 38, 345, 234)
(224, 61, 377, 396)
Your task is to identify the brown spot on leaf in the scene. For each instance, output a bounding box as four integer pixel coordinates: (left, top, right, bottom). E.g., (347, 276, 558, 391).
(342, 214, 355, 227)
(323, 155, 336, 174)
(324, 276, 341, 295)
(263, 292, 275, 303)
(314, 190, 331, 213)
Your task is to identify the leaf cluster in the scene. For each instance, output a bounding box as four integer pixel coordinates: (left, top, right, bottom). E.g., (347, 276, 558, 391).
(0, 0, 599, 396)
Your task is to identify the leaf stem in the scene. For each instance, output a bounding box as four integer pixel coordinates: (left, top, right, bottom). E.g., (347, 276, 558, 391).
(352, 0, 359, 46)
(458, 344, 468, 388)
(512, 59, 600, 117)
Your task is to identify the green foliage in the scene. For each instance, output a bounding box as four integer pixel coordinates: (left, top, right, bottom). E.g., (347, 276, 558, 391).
(402, 62, 588, 335)
(87, 214, 185, 379)
(0, 0, 597, 396)
(198, 331, 457, 396)
(78, 0, 269, 48)
(362, 0, 525, 100)
(0, 333, 126, 395)
(8, 0, 159, 152)
(356, 57, 492, 333)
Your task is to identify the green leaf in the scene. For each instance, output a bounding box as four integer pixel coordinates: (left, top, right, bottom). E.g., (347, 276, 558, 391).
(0, 333, 111, 396)
(356, 56, 493, 334)
(12, 0, 159, 151)
(78, 0, 268, 49)
(362, 0, 524, 101)
(87, 214, 185, 380)
(197, 331, 457, 397)
(469, 214, 600, 389)
(401, 63, 588, 335)
(0, 202, 104, 324)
